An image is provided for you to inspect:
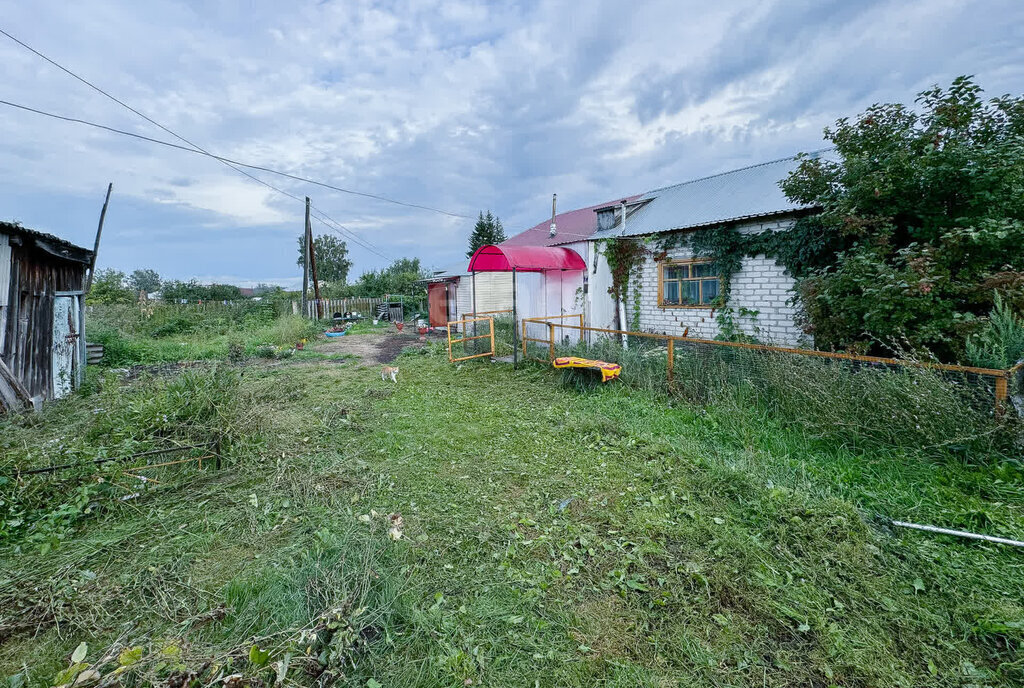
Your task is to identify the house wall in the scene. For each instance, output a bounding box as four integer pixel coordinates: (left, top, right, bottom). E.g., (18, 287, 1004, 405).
(616, 217, 806, 346)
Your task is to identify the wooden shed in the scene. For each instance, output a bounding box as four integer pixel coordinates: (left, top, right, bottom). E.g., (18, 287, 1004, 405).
(0, 221, 92, 411)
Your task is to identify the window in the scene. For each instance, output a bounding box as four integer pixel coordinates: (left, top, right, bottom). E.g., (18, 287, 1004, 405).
(659, 260, 720, 307)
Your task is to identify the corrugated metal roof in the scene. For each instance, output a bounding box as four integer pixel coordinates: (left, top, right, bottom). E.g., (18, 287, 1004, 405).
(502, 195, 642, 247)
(423, 260, 470, 282)
(590, 154, 820, 240)
(0, 221, 93, 263)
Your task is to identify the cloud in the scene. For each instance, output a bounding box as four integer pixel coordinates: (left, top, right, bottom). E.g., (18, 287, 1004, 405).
(0, 0, 1021, 282)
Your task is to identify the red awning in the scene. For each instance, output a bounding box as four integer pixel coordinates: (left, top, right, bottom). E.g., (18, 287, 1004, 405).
(467, 244, 586, 272)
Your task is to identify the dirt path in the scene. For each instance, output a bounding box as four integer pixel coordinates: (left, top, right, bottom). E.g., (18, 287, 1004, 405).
(315, 333, 426, 364)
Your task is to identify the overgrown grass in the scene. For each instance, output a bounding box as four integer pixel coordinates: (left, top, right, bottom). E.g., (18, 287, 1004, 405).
(2, 331, 1023, 686)
(543, 333, 1020, 457)
(88, 303, 321, 366)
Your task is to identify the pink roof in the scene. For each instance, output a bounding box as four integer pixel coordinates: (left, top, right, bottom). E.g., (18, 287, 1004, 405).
(468, 244, 586, 272)
(501, 195, 642, 247)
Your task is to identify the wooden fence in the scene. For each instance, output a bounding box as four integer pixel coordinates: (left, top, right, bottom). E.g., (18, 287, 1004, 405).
(296, 297, 385, 319)
(521, 314, 1021, 416)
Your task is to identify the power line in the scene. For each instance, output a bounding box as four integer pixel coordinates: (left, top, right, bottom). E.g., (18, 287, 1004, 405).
(0, 27, 470, 220)
(0, 97, 468, 222)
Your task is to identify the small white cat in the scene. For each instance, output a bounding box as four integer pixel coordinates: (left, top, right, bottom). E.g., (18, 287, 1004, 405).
(380, 365, 399, 383)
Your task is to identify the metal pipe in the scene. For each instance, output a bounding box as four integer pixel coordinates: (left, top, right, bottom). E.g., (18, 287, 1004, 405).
(512, 267, 518, 369)
(891, 520, 1024, 548)
(618, 200, 628, 350)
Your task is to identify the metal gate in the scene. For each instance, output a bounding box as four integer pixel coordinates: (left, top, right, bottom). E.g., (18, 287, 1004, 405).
(446, 316, 494, 362)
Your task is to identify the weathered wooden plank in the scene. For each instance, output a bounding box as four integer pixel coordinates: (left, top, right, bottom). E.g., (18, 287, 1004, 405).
(0, 356, 30, 412)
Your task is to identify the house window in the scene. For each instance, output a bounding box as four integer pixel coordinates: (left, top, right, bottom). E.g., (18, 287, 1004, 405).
(659, 260, 720, 307)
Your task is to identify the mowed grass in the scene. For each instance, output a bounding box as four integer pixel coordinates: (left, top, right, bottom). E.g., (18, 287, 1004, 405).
(2, 341, 1023, 687)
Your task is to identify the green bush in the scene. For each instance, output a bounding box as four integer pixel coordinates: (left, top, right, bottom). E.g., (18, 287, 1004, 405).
(967, 293, 1024, 369)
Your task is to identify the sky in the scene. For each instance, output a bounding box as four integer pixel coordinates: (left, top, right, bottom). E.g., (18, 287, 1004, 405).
(1, 0, 1022, 288)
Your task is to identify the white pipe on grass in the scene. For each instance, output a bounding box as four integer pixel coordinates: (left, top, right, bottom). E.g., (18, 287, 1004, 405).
(891, 520, 1024, 548)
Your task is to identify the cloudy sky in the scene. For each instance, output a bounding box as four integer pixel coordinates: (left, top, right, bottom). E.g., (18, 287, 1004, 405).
(1, 0, 1022, 287)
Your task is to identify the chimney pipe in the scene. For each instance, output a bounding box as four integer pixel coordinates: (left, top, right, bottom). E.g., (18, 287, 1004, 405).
(549, 193, 557, 237)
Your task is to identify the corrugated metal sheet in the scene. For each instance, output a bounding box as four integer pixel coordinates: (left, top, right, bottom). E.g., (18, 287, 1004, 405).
(501, 196, 641, 247)
(591, 155, 819, 240)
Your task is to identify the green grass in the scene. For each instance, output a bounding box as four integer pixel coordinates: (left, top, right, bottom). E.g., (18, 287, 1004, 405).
(2, 335, 1023, 686)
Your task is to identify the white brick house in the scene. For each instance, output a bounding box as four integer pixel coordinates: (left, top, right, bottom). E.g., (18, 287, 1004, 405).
(587, 156, 821, 346)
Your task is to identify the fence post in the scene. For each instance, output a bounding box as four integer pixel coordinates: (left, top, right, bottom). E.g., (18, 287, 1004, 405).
(548, 322, 555, 362)
(489, 317, 495, 357)
(995, 374, 1008, 417)
(667, 338, 674, 387)
(447, 323, 454, 362)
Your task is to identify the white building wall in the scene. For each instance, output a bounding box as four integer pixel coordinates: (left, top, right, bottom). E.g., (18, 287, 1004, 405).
(593, 218, 806, 346)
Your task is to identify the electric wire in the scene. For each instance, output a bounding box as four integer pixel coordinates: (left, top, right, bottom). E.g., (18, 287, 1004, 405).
(0, 27, 469, 220)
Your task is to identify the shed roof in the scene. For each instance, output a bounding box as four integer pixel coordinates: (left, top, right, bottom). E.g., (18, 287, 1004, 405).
(502, 195, 641, 247)
(590, 154, 823, 240)
(0, 221, 93, 264)
(468, 244, 586, 272)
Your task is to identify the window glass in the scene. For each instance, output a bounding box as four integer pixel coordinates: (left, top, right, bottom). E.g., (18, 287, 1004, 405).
(701, 279, 719, 304)
(683, 281, 700, 304)
(664, 265, 685, 281)
(691, 262, 716, 278)
(663, 281, 679, 304)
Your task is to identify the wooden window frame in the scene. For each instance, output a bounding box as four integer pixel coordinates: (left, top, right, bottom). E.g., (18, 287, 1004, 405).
(657, 259, 720, 309)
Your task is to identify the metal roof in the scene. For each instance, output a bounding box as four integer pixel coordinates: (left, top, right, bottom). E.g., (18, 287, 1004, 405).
(0, 221, 93, 264)
(422, 260, 471, 282)
(467, 244, 586, 272)
(502, 195, 642, 247)
(590, 154, 819, 240)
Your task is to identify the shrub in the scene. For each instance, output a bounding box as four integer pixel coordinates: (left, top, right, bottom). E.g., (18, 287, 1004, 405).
(967, 293, 1024, 369)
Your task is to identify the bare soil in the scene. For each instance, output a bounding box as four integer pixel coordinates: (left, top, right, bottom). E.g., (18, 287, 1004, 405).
(315, 333, 425, 364)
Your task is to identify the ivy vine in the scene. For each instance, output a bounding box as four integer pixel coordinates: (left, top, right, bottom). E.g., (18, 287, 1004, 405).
(652, 218, 822, 341)
(599, 237, 649, 330)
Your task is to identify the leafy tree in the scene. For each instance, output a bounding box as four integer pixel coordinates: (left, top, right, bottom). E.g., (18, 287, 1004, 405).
(86, 268, 135, 305)
(343, 257, 428, 297)
(782, 76, 1024, 361)
(466, 210, 506, 258)
(297, 234, 352, 284)
(128, 268, 161, 294)
(161, 280, 243, 302)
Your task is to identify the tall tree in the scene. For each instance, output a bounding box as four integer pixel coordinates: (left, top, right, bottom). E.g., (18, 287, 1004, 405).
(466, 210, 507, 257)
(86, 268, 134, 305)
(128, 268, 161, 294)
(781, 76, 1024, 361)
(297, 233, 352, 284)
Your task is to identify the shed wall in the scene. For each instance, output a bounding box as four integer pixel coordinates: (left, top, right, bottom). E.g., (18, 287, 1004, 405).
(1, 238, 87, 401)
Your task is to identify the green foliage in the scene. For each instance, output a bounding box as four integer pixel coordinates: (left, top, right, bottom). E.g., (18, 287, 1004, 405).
(466, 210, 506, 258)
(967, 292, 1024, 369)
(297, 233, 352, 284)
(86, 303, 318, 366)
(86, 268, 135, 305)
(127, 268, 161, 294)
(161, 279, 243, 302)
(599, 238, 649, 329)
(341, 257, 428, 298)
(2, 352, 1023, 686)
(781, 76, 1024, 360)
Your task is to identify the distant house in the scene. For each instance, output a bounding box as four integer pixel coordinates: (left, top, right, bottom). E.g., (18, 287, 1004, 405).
(587, 156, 818, 345)
(0, 222, 92, 410)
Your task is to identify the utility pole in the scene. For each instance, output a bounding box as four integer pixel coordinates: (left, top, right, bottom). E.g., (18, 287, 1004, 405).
(301, 197, 310, 317)
(85, 183, 113, 293)
(306, 197, 323, 319)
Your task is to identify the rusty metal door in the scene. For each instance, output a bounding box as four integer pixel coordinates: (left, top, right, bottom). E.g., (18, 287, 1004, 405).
(52, 295, 79, 399)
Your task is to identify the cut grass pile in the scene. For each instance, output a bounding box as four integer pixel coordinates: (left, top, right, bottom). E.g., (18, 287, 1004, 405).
(1, 338, 1023, 686)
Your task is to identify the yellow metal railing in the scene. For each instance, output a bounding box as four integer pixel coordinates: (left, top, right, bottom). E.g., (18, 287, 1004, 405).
(446, 316, 495, 363)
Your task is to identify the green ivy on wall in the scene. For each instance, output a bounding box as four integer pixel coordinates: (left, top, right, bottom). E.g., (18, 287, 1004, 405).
(651, 219, 821, 341)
